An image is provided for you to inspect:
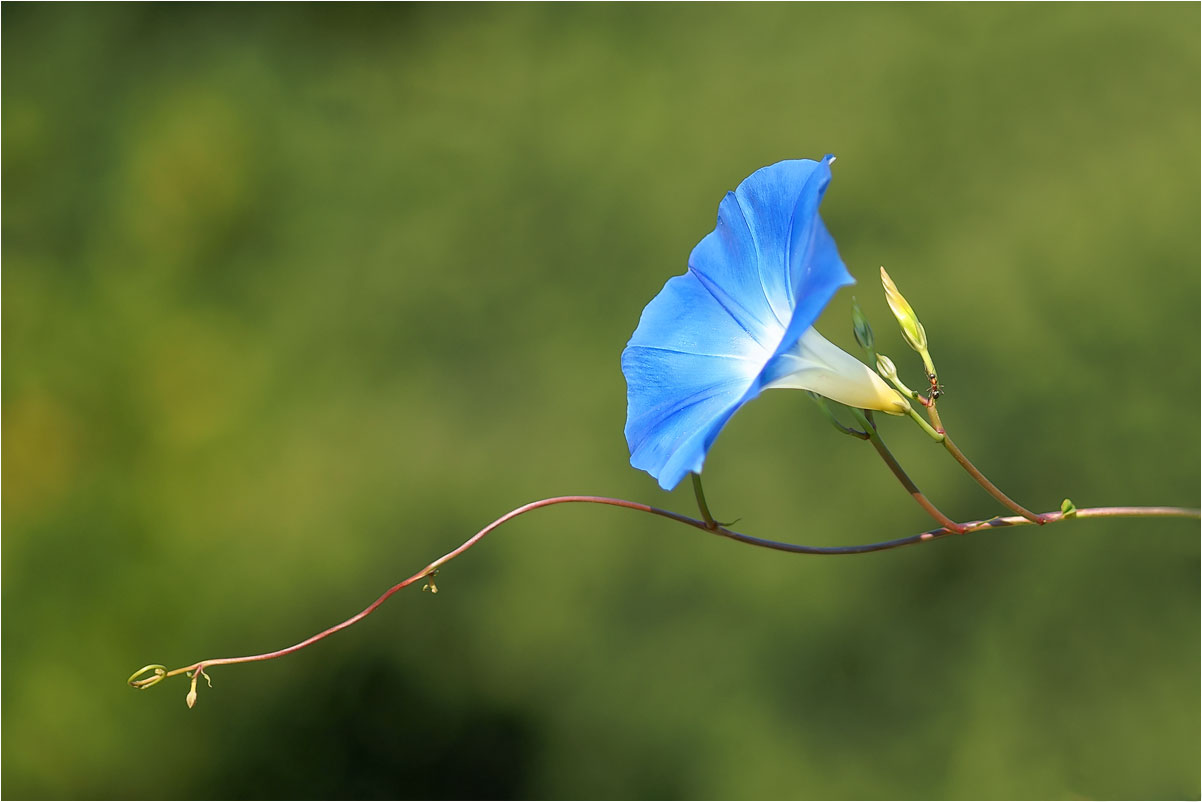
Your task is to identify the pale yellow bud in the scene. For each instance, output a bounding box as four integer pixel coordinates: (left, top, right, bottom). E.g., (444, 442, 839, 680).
(880, 266, 928, 355)
(876, 353, 898, 382)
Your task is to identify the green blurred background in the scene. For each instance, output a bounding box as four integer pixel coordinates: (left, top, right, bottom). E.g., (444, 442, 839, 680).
(4, 4, 1198, 799)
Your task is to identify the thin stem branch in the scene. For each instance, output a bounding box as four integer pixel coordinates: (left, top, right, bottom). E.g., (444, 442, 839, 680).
(904, 403, 946, 442)
(925, 399, 945, 433)
(691, 473, 718, 529)
(941, 433, 1047, 524)
(807, 393, 870, 440)
(853, 409, 968, 534)
(130, 496, 1198, 701)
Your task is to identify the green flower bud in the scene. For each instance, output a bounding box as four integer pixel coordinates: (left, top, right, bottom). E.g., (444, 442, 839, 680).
(850, 297, 875, 352)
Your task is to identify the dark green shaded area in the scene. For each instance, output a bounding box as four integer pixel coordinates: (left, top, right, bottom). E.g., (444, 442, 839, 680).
(4, 4, 1198, 798)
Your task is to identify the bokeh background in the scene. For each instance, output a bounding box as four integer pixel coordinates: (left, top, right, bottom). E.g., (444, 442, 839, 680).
(4, 4, 1198, 799)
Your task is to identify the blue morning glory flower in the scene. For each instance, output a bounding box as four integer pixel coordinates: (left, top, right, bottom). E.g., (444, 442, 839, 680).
(621, 155, 908, 491)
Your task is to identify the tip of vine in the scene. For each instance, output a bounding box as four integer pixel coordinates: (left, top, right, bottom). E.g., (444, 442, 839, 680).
(128, 664, 167, 690)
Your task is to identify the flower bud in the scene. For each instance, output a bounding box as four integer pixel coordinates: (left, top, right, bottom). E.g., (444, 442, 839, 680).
(876, 353, 898, 382)
(850, 297, 875, 352)
(880, 266, 928, 355)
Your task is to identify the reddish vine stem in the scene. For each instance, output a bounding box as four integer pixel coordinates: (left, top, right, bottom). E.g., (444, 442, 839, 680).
(857, 410, 967, 534)
(940, 434, 1048, 524)
(918, 397, 1044, 525)
(866, 436, 967, 533)
(129, 497, 1198, 701)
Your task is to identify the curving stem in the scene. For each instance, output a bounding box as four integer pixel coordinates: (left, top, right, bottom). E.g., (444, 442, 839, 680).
(853, 409, 968, 534)
(129, 495, 1197, 706)
(691, 472, 719, 530)
(940, 433, 1048, 524)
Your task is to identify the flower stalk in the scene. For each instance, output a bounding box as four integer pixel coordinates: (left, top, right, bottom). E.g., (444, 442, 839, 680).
(850, 409, 967, 533)
(691, 472, 719, 529)
(874, 270, 1045, 523)
(807, 392, 870, 440)
(939, 433, 1048, 524)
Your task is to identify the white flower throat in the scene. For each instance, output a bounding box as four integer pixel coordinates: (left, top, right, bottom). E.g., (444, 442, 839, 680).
(764, 328, 910, 415)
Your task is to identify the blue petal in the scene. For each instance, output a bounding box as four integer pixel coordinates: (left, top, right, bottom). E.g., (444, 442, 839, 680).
(622, 156, 854, 490)
(622, 346, 756, 490)
(774, 158, 853, 362)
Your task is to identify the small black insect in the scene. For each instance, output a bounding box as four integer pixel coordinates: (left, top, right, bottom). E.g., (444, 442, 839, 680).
(927, 372, 943, 400)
